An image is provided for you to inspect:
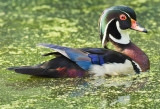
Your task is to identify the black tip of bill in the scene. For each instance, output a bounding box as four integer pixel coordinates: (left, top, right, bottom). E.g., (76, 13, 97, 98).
(143, 29, 147, 33)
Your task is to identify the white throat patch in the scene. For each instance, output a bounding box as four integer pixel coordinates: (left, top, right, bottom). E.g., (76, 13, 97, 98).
(109, 21, 130, 44)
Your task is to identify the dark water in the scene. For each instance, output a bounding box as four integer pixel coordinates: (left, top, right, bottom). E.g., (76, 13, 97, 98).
(0, 0, 160, 108)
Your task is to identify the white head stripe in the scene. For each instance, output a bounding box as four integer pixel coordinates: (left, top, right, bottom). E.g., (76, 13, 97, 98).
(120, 10, 131, 18)
(102, 19, 114, 47)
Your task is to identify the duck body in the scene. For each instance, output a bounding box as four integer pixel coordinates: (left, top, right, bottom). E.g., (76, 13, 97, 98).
(8, 43, 141, 78)
(8, 5, 150, 78)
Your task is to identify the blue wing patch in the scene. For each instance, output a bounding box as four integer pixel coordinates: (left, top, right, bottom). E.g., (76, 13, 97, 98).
(88, 54, 104, 65)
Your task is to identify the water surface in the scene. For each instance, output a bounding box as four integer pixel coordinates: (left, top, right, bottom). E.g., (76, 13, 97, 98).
(0, 0, 160, 108)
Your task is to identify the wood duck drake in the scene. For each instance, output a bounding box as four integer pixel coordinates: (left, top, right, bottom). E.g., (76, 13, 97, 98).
(8, 6, 150, 78)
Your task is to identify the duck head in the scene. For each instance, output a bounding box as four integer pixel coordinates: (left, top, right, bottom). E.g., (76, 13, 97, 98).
(99, 5, 147, 48)
(99, 5, 150, 72)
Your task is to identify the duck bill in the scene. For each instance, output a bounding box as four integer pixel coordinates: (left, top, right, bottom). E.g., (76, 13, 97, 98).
(131, 19, 147, 33)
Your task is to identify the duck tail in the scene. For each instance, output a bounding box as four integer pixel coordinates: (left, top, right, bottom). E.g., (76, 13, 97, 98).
(7, 61, 59, 78)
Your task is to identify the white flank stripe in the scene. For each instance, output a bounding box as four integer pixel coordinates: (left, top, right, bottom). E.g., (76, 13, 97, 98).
(132, 61, 142, 72)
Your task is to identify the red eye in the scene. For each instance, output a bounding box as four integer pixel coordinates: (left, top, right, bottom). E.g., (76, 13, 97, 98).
(120, 14, 127, 20)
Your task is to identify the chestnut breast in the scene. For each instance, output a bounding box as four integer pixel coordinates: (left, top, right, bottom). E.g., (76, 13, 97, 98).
(122, 42, 150, 72)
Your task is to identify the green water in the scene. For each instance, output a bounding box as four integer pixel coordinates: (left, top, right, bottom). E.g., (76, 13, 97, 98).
(0, 0, 160, 108)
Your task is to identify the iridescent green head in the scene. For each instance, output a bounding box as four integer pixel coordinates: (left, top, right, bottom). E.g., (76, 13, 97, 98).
(99, 5, 147, 48)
